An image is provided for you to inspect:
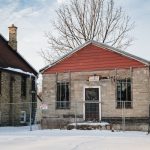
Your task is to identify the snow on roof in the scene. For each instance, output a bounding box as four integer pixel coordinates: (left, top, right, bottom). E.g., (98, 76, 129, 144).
(4, 67, 35, 76)
(0, 34, 38, 76)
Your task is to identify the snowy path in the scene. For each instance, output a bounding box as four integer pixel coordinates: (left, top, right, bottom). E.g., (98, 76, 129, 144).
(0, 127, 150, 150)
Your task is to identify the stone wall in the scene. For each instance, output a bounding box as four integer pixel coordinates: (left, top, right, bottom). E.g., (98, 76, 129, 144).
(0, 71, 35, 126)
(42, 67, 150, 130)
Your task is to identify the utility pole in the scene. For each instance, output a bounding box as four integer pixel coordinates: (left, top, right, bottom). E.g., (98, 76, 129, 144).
(29, 102, 32, 131)
(29, 75, 32, 131)
(147, 104, 150, 134)
(122, 101, 125, 131)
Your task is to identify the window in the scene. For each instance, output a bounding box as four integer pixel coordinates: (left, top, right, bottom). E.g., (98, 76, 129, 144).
(56, 82, 70, 109)
(31, 77, 36, 92)
(85, 88, 99, 101)
(31, 77, 37, 124)
(116, 78, 132, 108)
(21, 76, 26, 97)
(20, 111, 26, 123)
(31, 77, 36, 101)
(0, 71, 1, 95)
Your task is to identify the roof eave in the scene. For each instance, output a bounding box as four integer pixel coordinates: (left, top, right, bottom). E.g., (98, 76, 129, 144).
(40, 41, 92, 73)
(40, 40, 150, 73)
(91, 41, 150, 66)
(0, 35, 38, 76)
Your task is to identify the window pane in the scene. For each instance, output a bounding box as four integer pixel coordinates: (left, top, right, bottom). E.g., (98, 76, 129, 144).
(85, 103, 99, 121)
(21, 76, 26, 97)
(127, 82, 131, 101)
(56, 82, 70, 109)
(31, 77, 36, 91)
(116, 79, 131, 108)
(85, 88, 99, 101)
(117, 82, 121, 100)
(0, 72, 1, 95)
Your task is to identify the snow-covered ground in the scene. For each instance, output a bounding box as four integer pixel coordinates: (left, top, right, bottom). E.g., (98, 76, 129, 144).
(0, 126, 150, 150)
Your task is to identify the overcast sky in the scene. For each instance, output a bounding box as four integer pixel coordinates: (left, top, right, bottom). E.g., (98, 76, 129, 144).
(0, 0, 150, 72)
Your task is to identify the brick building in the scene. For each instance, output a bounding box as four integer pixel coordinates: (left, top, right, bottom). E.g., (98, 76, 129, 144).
(40, 41, 150, 130)
(0, 24, 38, 126)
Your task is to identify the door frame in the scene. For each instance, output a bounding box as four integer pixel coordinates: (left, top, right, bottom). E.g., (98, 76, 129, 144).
(83, 86, 101, 121)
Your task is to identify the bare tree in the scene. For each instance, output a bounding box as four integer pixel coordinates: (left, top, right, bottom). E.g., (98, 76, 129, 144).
(42, 0, 134, 63)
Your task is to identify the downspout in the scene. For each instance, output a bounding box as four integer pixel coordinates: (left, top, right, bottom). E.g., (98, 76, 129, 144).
(148, 65, 150, 133)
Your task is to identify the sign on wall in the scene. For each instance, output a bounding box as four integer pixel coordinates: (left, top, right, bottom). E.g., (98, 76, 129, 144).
(40, 104, 48, 110)
(89, 76, 99, 82)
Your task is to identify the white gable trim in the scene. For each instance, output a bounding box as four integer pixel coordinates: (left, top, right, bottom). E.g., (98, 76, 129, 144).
(40, 40, 149, 73)
(92, 41, 149, 66)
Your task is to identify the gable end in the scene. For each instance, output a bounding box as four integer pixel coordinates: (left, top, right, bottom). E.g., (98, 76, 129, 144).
(41, 41, 149, 74)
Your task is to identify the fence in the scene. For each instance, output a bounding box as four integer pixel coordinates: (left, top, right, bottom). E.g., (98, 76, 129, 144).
(0, 101, 42, 131)
(0, 100, 149, 132)
(41, 100, 149, 131)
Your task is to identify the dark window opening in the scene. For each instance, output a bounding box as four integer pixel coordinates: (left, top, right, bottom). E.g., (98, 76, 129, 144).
(0, 72, 1, 95)
(116, 78, 132, 108)
(56, 82, 70, 109)
(31, 77, 37, 124)
(85, 103, 99, 121)
(31, 77, 36, 92)
(31, 77, 36, 101)
(85, 88, 99, 101)
(21, 76, 26, 97)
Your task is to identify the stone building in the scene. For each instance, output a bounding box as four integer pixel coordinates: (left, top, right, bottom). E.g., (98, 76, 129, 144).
(0, 24, 38, 126)
(40, 41, 150, 130)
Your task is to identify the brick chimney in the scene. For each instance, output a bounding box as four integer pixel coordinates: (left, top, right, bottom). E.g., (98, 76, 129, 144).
(8, 24, 17, 51)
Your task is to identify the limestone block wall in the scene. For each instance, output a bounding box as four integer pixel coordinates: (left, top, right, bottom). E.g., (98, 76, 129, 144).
(0, 71, 34, 126)
(42, 67, 150, 121)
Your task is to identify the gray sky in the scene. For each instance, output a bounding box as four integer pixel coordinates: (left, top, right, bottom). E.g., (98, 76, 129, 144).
(0, 0, 150, 71)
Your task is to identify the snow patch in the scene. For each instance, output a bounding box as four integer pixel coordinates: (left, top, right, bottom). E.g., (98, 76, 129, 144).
(69, 122, 109, 126)
(5, 67, 35, 76)
(57, 0, 66, 4)
(0, 126, 150, 150)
